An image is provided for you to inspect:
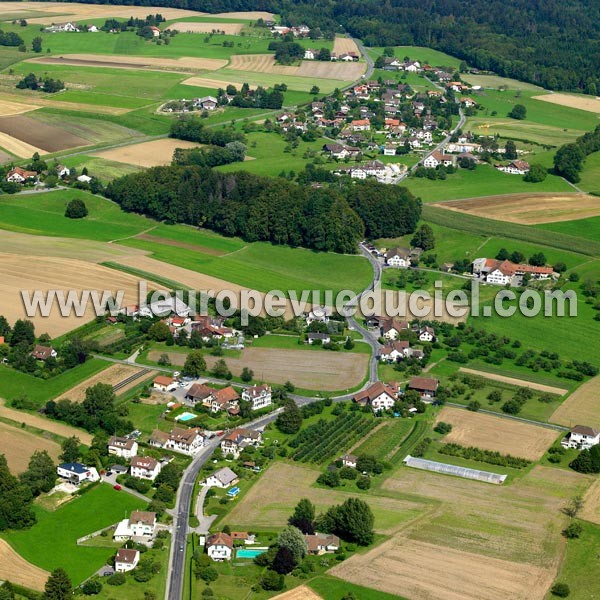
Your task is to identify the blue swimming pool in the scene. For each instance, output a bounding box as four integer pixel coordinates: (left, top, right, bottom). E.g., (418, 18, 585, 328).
(237, 548, 267, 559)
(227, 486, 240, 497)
(175, 412, 196, 422)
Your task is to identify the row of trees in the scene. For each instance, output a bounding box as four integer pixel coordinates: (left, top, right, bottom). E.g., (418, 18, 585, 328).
(16, 73, 64, 93)
(169, 116, 246, 146)
(172, 142, 246, 168)
(106, 164, 421, 254)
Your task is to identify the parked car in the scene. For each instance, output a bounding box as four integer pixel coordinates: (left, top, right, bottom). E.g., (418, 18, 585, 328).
(113, 484, 122, 491)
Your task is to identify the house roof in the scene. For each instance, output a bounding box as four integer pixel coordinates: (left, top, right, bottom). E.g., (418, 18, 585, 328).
(210, 466, 238, 486)
(386, 247, 411, 260)
(571, 425, 600, 437)
(381, 317, 410, 333)
(186, 383, 215, 401)
(31, 345, 54, 359)
(231, 531, 249, 539)
(131, 456, 159, 470)
(207, 532, 233, 549)
(150, 429, 170, 445)
(222, 427, 261, 445)
(58, 462, 88, 474)
(308, 332, 330, 340)
(353, 381, 396, 404)
(130, 510, 156, 525)
(115, 548, 139, 564)
(381, 340, 410, 354)
(108, 436, 136, 450)
(213, 386, 239, 405)
(154, 375, 175, 387)
(243, 384, 271, 398)
(7, 166, 37, 179)
(304, 533, 340, 552)
(408, 376, 439, 392)
(169, 427, 202, 445)
(509, 160, 530, 170)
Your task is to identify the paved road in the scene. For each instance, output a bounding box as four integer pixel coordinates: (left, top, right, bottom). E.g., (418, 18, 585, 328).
(353, 38, 375, 80)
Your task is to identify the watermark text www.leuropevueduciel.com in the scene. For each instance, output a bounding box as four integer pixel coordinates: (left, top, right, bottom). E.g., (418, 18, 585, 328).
(19, 280, 578, 323)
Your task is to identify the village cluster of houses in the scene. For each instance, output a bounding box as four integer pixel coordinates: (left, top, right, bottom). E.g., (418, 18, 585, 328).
(5, 165, 75, 185)
(303, 48, 359, 62)
(44, 21, 101, 33)
(472, 257, 556, 286)
(270, 24, 310, 37)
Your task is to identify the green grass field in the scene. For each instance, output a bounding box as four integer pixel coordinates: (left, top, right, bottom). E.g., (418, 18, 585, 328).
(367, 45, 462, 69)
(0, 358, 108, 405)
(577, 150, 600, 194)
(1, 484, 145, 583)
(352, 418, 414, 461)
(538, 214, 600, 244)
(309, 576, 407, 600)
(403, 164, 573, 203)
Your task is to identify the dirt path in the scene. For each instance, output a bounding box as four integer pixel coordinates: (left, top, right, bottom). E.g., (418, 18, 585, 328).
(459, 368, 568, 395)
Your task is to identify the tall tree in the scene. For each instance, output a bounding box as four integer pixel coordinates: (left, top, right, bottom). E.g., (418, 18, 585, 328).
(0, 454, 35, 531)
(59, 436, 80, 463)
(289, 498, 315, 534)
(276, 399, 302, 434)
(10, 319, 35, 347)
(182, 350, 206, 377)
(277, 525, 307, 563)
(43, 569, 72, 600)
(20, 450, 56, 496)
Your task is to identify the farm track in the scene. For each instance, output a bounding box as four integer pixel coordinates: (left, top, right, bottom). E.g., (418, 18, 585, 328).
(112, 368, 152, 393)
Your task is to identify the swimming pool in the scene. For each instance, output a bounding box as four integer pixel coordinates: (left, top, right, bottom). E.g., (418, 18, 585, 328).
(237, 548, 268, 559)
(175, 412, 196, 422)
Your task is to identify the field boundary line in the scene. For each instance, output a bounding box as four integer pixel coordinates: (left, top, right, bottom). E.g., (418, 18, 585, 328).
(458, 367, 569, 395)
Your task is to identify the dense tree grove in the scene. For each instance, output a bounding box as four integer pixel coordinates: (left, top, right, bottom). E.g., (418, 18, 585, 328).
(36, 0, 600, 94)
(106, 166, 420, 253)
(554, 125, 600, 183)
(170, 117, 246, 146)
(0, 455, 35, 531)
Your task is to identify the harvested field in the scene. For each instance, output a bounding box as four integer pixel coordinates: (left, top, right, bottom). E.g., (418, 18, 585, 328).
(0, 253, 157, 337)
(550, 374, 600, 429)
(169, 21, 244, 34)
(333, 36, 360, 56)
(0, 539, 49, 591)
(0, 2, 207, 24)
(55, 364, 146, 403)
(227, 54, 365, 80)
(435, 406, 559, 461)
(0, 149, 12, 163)
(0, 399, 92, 445)
(459, 367, 568, 395)
(434, 192, 600, 225)
(579, 477, 600, 526)
(30, 54, 227, 73)
(382, 465, 589, 567)
(0, 421, 61, 473)
(329, 538, 554, 600)
(273, 586, 323, 600)
(113, 254, 300, 319)
(533, 93, 600, 114)
(0, 98, 38, 117)
(182, 76, 257, 90)
(0, 130, 43, 157)
(0, 230, 147, 263)
(148, 347, 368, 391)
(93, 139, 203, 168)
(211, 11, 275, 19)
(0, 115, 88, 153)
(225, 462, 424, 534)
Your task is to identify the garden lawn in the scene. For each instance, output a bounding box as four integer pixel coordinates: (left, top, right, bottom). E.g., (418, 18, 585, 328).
(403, 164, 573, 203)
(0, 358, 108, 405)
(1, 484, 145, 584)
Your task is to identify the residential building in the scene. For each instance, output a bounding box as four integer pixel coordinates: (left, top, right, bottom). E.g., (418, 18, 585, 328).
(305, 533, 341, 555)
(307, 332, 331, 345)
(149, 427, 205, 455)
(416, 326, 436, 342)
(304, 48, 316, 60)
(114, 511, 157, 541)
(381, 318, 410, 340)
(379, 340, 410, 362)
(205, 467, 238, 489)
(107, 436, 138, 459)
(220, 428, 262, 458)
(44, 21, 79, 32)
(341, 454, 357, 468)
(407, 376, 439, 399)
(196, 95, 218, 111)
(472, 258, 554, 286)
(153, 375, 177, 392)
(185, 383, 215, 405)
(353, 381, 397, 412)
(56, 462, 98, 484)
(305, 306, 332, 324)
(423, 150, 455, 168)
(561, 425, 600, 450)
(386, 247, 411, 268)
(351, 119, 371, 131)
(115, 548, 140, 572)
(56, 165, 70, 178)
(31, 345, 57, 361)
(241, 384, 273, 411)
(130, 456, 161, 481)
(207, 532, 233, 561)
(149, 25, 160, 37)
(496, 160, 530, 175)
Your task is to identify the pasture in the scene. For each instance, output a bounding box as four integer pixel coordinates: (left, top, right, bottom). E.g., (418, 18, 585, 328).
(0, 538, 49, 591)
(580, 478, 600, 526)
(0, 421, 61, 473)
(0, 398, 93, 444)
(435, 406, 559, 461)
(461, 73, 544, 91)
(148, 347, 368, 391)
(93, 138, 204, 168)
(169, 21, 245, 34)
(1, 483, 145, 584)
(550, 375, 600, 429)
(433, 193, 600, 225)
(55, 364, 146, 402)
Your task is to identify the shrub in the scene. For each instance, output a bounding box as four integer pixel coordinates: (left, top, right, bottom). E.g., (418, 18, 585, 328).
(356, 476, 371, 490)
(433, 422, 452, 434)
(551, 583, 570, 597)
(65, 198, 88, 219)
(563, 522, 582, 539)
(107, 572, 126, 586)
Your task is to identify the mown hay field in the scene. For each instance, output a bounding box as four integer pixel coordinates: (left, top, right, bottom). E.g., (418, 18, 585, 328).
(434, 193, 600, 225)
(0, 539, 49, 591)
(435, 406, 559, 460)
(550, 374, 600, 429)
(0, 421, 61, 473)
(533, 93, 600, 114)
(93, 139, 204, 168)
(169, 21, 244, 34)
